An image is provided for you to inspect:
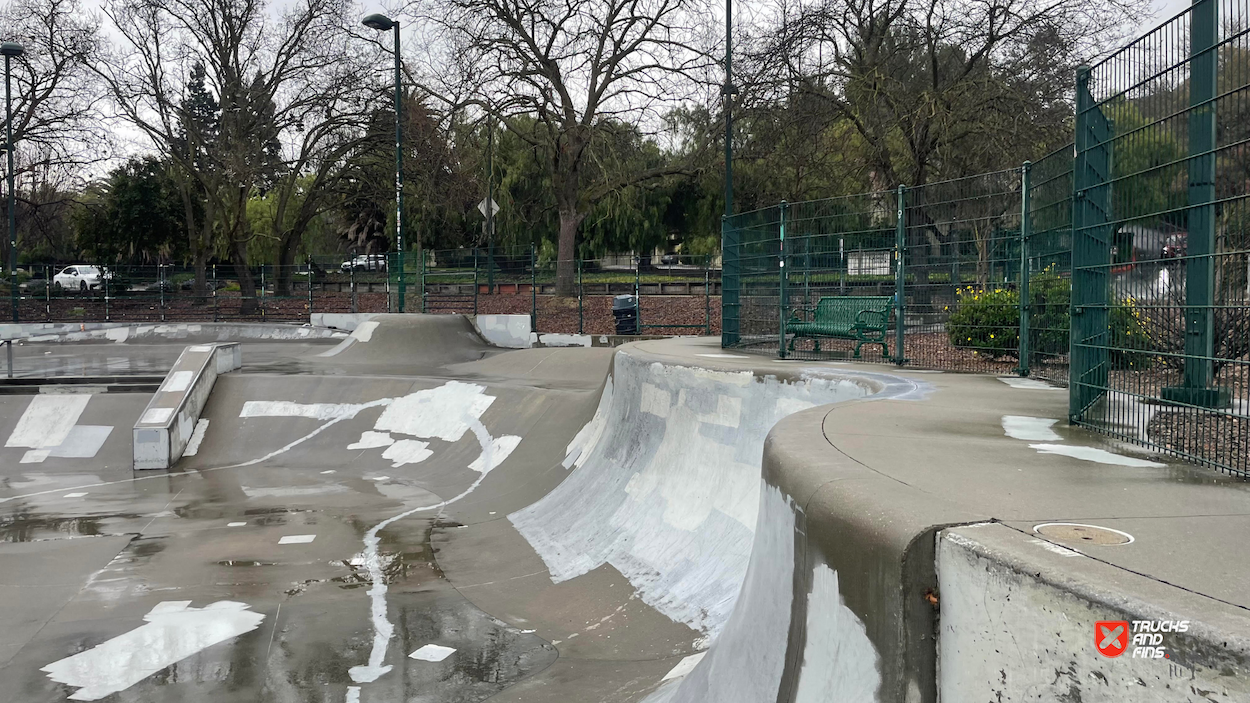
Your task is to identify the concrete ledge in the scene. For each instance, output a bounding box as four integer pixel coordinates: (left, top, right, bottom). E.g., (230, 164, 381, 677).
(310, 313, 377, 332)
(939, 523, 1250, 701)
(4, 322, 344, 344)
(133, 343, 240, 469)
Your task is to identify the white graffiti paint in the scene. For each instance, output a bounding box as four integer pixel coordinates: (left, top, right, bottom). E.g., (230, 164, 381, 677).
(241, 400, 377, 421)
(183, 419, 210, 457)
(409, 644, 457, 662)
(41, 600, 264, 701)
(1001, 415, 1061, 441)
(562, 376, 613, 470)
(349, 395, 520, 688)
(791, 563, 881, 703)
(1028, 443, 1165, 468)
(661, 652, 706, 681)
(162, 370, 195, 392)
(278, 535, 316, 544)
(373, 381, 495, 441)
(6, 394, 91, 448)
(347, 431, 394, 450)
(352, 320, 380, 342)
(381, 439, 433, 467)
(139, 408, 174, 425)
(468, 435, 521, 472)
(652, 483, 796, 703)
(511, 353, 869, 636)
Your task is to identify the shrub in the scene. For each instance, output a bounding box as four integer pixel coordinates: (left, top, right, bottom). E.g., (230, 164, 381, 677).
(947, 286, 1020, 358)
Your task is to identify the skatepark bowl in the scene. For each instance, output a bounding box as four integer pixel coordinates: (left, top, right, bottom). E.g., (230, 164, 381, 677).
(1, 314, 1249, 703)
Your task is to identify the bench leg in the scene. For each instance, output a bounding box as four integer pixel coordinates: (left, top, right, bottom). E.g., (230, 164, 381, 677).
(813, 339, 821, 353)
(880, 342, 890, 359)
(852, 340, 863, 358)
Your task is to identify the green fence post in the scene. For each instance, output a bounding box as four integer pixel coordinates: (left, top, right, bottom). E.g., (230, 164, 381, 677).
(704, 266, 711, 336)
(473, 249, 479, 315)
(419, 252, 426, 313)
(159, 264, 166, 323)
(1163, 0, 1224, 407)
(1018, 162, 1032, 377)
(577, 257, 583, 335)
(635, 253, 641, 331)
(1070, 64, 1113, 422)
(721, 215, 740, 347)
(530, 244, 536, 332)
(778, 200, 788, 358)
(894, 185, 907, 365)
(307, 256, 314, 322)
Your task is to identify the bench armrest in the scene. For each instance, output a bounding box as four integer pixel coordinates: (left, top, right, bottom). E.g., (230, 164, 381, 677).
(855, 308, 889, 326)
(788, 305, 816, 322)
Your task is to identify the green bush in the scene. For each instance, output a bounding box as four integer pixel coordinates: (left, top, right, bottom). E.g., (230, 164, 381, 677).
(947, 286, 1020, 358)
(947, 270, 1151, 368)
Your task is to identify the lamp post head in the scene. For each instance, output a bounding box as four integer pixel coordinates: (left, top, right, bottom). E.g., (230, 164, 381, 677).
(362, 14, 395, 31)
(0, 42, 24, 57)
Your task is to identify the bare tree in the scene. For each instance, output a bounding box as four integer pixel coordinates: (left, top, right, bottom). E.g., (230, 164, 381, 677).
(422, 0, 716, 294)
(0, 0, 108, 264)
(752, 0, 1149, 186)
(98, 0, 362, 311)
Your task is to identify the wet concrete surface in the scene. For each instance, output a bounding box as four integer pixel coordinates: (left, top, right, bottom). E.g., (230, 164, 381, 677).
(0, 328, 658, 702)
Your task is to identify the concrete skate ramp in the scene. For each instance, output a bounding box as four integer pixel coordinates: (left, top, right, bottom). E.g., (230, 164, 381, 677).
(313, 313, 494, 370)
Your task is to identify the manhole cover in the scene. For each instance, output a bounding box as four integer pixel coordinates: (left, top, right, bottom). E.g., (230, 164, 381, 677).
(1033, 522, 1133, 545)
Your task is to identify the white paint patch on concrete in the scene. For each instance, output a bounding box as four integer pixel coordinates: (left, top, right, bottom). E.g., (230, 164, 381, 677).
(640, 382, 671, 418)
(241, 400, 378, 421)
(661, 652, 706, 681)
(374, 381, 495, 442)
(409, 644, 457, 662)
(63, 492, 88, 498)
(162, 370, 195, 393)
(791, 563, 881, 703)
(187, 345, 213, 352)
(6, 394, 91, 448)
(227, 522, 247, 527)
(468, 435, 521, 472)
(46, 426, 113, 459)
(1001, 415, 1061, 442)
(1028, 443, 1165, 468)
(511, 352, 869, 637)
(321, 470, 336, 474)
(139, 408, 174, 425)
(367, 476, 390, 482)
(997, 376, 1062, 390)
(278, 535, 316, 544)
(182, 419, 210, 457)
(21, 449, 50, 463)
(104, 327, 130, 343)
(347, 431, 394, 450)
(474, 314, 532, 348)
(40, 600, 265, 701)
(352, 320, 380, 342)
(350, 415, 508, 687)
(381, 439, 433, 467)
(345, 686, 361, 703)
(563, 377, 613, 469)
(537, 333, 592, 348)
(657, 483, 796, 703)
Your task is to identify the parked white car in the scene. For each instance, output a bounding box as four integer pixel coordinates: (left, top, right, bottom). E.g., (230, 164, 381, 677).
(340, 254, 388, 272)
(53, 265, 107, 291)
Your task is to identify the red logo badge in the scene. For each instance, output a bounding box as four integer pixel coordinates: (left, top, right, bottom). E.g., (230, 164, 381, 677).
(1096, 621, 1129, 657)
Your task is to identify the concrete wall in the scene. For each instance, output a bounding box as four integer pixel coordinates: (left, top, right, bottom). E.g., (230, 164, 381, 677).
(133, 343, 240, 469)
(938, 523, 1250, 702)
(4, 322, 343, 344)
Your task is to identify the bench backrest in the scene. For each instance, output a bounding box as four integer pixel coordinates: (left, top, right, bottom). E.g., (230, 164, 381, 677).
(813, 296, 892, 323)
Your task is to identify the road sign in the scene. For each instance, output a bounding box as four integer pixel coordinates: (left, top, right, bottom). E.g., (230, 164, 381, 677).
(478, 198, 500, 217)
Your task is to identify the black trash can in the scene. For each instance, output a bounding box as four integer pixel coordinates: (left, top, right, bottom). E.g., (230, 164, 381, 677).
(612, 294, 639, 335)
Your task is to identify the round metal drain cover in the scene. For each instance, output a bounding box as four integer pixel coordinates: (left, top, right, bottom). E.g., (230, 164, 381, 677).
(1034, 522, 1133, 545)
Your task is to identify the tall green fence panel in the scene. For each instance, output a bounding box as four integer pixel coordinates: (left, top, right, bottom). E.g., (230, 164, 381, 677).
(1069, 0, 1249, 476)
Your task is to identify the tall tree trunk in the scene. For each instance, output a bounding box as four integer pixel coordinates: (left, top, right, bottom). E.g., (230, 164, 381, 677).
(233, 235, 259, 316)
(275, 230, 298, 297)
(556, 207, 582, 297)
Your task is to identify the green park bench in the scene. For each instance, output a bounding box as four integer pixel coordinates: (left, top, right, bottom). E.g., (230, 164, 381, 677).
(786, 295, 893, 358)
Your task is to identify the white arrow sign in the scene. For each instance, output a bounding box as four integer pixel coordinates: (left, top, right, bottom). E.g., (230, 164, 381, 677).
(477, 198, 500, 217)
(42, 600, 266, 700)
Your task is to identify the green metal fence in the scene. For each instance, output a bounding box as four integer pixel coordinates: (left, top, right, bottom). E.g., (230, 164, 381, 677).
(1069, 0, 1249, 475)
(722, 0, 1250, 476)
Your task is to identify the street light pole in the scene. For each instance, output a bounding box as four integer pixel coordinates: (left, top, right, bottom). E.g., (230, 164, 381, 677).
(2, 42, 24, 324)
(363, 14, 405, 312)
